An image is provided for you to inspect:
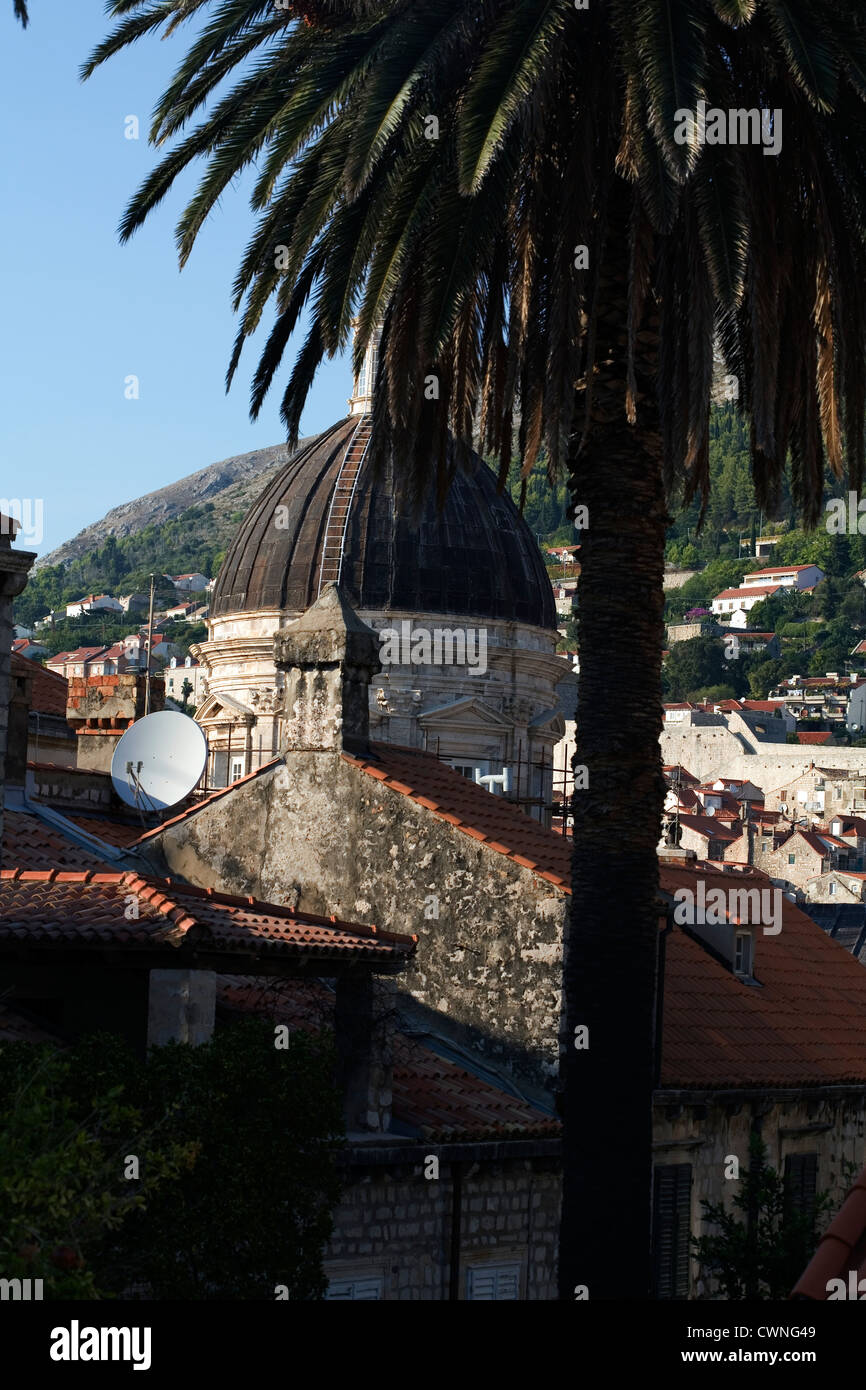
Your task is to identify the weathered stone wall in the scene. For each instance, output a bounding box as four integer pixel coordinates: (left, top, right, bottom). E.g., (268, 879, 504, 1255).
(324, 1156, 561, 1300)
(142, 755, 567, 1086)
(654, 1089, 866, 1298)
(325, 1089, 866, 1299)
(0, 532, 36, 855)
(661, 725, 866, 786)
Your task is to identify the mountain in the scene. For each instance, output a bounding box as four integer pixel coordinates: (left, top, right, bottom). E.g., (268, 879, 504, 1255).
(36, 440, 313, 570)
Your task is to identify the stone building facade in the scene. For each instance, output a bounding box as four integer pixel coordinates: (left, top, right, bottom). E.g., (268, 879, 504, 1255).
(324, 1150, 560, 1300)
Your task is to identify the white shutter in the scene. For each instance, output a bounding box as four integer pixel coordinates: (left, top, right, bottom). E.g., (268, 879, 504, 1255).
(466, 1263, 521, 1300)
(325, 1275, 383, 1301)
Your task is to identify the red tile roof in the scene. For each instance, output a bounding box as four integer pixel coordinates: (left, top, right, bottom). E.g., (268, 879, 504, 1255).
(748, 564, 816, 576)
(60, 815, 147, 849)
(658, 861, 866, 1087)
(776, 828, 830, 857)
(124, 744, 866, 1090)
(829, 816, 866, 838)
(792, 1164, 866, 1300)
(342, 745, 572, 889)
(392, 1035, 559, 1141)
(0, 871, 417, 963)
(47, 646, 108, 666)
(714, 585, 781, 599)
(676, 814, 740, 842)
(1, 810, 114, 872)
(797, 731, 834, 745)
(10, 651, 68, 716)
(662, 765, 699, 784)
(141, 745, 573, 890)
(217, 976, 558, 1141)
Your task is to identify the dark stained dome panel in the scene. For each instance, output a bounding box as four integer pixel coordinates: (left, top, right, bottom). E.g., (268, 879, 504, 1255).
(211, 416, 557, 630)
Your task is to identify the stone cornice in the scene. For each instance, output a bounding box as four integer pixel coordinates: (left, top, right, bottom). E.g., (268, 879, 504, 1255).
(0, 547, 37, 598)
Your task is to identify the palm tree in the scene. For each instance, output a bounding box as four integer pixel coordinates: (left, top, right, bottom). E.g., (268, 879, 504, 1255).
(85, 0, 866, 1298)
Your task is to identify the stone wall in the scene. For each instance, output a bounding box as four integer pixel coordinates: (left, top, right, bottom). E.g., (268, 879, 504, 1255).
(0, 521, 35, 854)
(654, 1088, 866, 1298)
(324, 1088, 866, 1299)
(141, 755, 567, 1087)
(661, 724, 866, 787)
(324, 1153, 561, 1300)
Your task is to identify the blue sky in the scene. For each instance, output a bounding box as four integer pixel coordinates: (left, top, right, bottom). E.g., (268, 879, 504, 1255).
(1, 0, 350, 556)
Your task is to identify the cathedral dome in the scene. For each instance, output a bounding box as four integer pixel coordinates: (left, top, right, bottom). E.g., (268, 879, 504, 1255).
(211, 415, 557, 630)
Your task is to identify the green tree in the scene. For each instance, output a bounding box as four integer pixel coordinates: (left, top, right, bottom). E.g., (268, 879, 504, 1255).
(0, 1039, 191, 1299)
(693, 1136, 831, 1300)
(663, 636, 731, 701)
(91, 1020, 343, 1300)
(86, 0, 866, 1300)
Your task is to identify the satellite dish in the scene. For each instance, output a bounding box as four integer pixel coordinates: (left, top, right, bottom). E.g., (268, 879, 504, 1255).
(111, 711, 208, 812)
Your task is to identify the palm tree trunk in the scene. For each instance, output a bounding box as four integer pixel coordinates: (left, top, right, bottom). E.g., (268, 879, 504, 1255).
(558, 178, 668, 1299)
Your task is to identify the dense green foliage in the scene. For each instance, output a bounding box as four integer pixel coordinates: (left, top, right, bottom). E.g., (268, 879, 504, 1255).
(693, 1137, 832, 1301)
(14, 513, 220, 631)
(0, 1039, 191, 1299)
(0, 1021, 344, 1300)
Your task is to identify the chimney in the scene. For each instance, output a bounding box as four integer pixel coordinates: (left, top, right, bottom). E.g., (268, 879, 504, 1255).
(66, 670, 164, 773)
(0, 513, 36, 855)
(274, 583, 380, 755)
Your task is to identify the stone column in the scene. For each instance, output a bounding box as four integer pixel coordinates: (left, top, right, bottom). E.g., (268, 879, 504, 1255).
(146, 969, 216, 1048)
(0, 515, 36, 859)
(334, 972, 393, 1134)
(274, 582, 381, 755)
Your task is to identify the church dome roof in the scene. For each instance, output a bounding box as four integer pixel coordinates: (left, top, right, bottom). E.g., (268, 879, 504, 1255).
(212, 415, 557, 630)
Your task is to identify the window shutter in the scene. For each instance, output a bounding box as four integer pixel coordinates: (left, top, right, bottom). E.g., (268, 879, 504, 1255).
(325, 1276, 383, 1301)
(652, 1164, 692, 1299)
(466, 1263, 521, 1301)
(784, 1153, 818, 1221)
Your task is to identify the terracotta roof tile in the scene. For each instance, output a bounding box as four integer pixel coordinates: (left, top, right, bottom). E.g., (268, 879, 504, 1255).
(659, 861, 866, 1088)
(1, 810, 114, 873)
(60, 815, 146, 849)
(342, 744, 572, 889)
(217, 977, 558, 1142)
(0, 872, 416, 963)
(10, 651, 68, 716)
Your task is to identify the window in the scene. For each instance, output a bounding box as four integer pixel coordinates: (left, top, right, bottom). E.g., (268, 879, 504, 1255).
(652, 1164, 692, 1299)
(779, 791, 787, 800)
(451, 764, 477, 780)
(230, 758, 244, 783)
(325, 1275, 383, 1301)
(734, 932, 753, 976)
(788, 854, 795, 865)
(784, 1153, 818, 1222)
(465, 1262, 522, 1301)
